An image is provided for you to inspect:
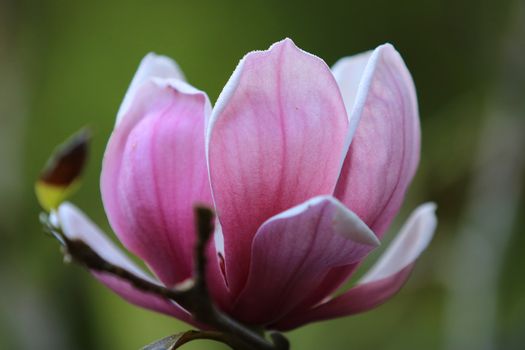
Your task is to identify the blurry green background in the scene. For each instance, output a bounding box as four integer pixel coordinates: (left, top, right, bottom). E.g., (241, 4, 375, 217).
(1, 0, 524, 349)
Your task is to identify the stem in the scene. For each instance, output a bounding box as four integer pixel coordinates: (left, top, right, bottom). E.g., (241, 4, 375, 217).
(44, 207, 288, 350)
(186, 207, 280, 350)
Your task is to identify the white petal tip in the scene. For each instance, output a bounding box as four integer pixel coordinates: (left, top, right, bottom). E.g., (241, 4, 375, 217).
(331, 200, 380, 247)
(116, 52, 185, 126)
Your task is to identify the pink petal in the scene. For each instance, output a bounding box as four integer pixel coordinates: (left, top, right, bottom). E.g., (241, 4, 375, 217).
(231, 196, 379, 325)
(101, 78, 224, 291)
(116, 53, 185, 126)
(274, 203, 437, 330)
(53, 202, 195, 324)
(282, 263, 360, 320)
(334, 44, 421, 237)
(207, 38, 349, 294)
(288, 46, 422, 317)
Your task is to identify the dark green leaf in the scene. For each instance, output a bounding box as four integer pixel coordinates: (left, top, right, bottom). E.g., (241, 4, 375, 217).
(141, 330, 227, 350)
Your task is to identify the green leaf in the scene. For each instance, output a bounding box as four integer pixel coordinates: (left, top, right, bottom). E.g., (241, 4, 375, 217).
(140, 330, 229, 350)
(35, 128, 90, 211)
(140, 331, 198, 350)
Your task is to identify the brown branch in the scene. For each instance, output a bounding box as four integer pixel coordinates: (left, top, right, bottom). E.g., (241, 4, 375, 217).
(42, 207, 289, 350)
(172, 206, 285, 350)
(65, 239, 194, 303)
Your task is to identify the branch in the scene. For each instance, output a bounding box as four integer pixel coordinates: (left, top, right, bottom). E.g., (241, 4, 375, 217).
(187, 207, 285, 350)
(41, 207, 289, 350)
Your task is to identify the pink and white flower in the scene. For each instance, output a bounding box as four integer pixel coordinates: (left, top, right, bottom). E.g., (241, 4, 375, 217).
(54, 38, 436, 330)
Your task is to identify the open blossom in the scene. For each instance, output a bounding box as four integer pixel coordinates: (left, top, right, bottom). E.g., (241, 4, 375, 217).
(54, 38, 436, 330)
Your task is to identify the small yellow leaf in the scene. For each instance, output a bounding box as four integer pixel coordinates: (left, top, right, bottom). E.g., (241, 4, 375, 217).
(35, 180, 81, 212)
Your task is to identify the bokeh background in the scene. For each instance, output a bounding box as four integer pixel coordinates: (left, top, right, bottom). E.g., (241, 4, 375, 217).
(1, 0, 524, 349)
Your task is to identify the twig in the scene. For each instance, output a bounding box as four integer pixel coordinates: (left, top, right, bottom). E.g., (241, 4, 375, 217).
(43, 207, 288, 350)
(185, 207, 283, 350)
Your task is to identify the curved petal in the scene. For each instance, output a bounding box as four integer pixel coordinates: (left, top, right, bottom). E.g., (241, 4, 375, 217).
(332, 49, 373, 146)
(358, 203, 436, 283)
(334, 44, 421, 237)
(274, 203, 437, 330)
(101, 78, 221, 289)
(231, 196, 379, 325)
(207, 38, 349, 294)
(53, 202, 195, 324)
(117, 53, 185, 126)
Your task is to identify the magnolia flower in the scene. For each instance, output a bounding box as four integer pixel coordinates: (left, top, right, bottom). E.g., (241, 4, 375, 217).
(54, 38, 436, 330)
